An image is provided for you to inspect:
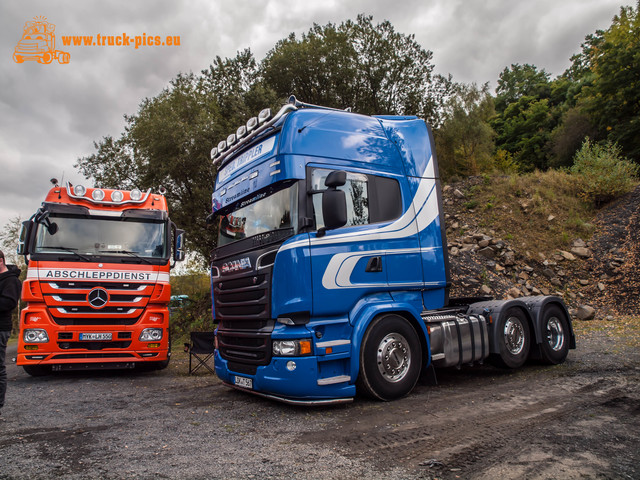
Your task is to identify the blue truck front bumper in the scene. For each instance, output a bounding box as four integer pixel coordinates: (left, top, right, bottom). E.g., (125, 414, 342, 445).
(214, 350, 355, 405)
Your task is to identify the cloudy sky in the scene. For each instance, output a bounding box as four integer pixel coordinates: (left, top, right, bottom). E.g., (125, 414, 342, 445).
(0, 0, 626, 234)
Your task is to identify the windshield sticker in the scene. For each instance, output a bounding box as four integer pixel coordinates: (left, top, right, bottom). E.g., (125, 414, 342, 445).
(218, 136, 276, 184)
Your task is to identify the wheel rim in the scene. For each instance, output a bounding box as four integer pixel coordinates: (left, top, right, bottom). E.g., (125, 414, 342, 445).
(546, 317, 565, 352)
(376, 333, 411, 382)
(503, 316, 525, 355)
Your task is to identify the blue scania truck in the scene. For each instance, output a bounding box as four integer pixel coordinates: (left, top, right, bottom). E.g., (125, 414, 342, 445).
(208, 97, 575, 405)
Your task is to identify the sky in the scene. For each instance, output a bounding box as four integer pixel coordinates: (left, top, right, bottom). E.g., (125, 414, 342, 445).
(0, 0, 627, 239)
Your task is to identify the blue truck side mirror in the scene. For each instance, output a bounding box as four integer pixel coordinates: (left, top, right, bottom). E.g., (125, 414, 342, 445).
(321, 171, 348, 232)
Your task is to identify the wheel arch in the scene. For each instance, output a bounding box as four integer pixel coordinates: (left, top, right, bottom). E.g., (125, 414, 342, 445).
(466, 298, 534, 356)
(467, 295, 575, 356)
(349, 301, 429, 383)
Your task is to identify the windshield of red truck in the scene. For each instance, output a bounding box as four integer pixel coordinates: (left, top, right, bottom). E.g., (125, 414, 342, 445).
(217, 184, 298, 247)
(33, 215, 168, 258)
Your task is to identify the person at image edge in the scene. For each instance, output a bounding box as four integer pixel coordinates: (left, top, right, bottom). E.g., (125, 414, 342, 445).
(0, 250, 22, 415)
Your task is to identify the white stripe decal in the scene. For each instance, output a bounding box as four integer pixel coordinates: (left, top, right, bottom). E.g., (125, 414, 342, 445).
(281, 156, 438, 253)
(322, 248, 438, 290)
(280, 157, 441, 290)
(27, 268, 163, 283)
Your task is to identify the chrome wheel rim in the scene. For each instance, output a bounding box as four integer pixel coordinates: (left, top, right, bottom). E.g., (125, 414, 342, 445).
(504, 316, 525, 355)
(376, 333, 411, 382)
(546, 317, 565, 352)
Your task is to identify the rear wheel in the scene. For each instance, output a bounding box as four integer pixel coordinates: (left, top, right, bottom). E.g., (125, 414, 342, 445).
(357, 314, 422, 401)
(490, 308, 530, 369)
(538, 305, 570, 365)
(23, 365, 51, 377)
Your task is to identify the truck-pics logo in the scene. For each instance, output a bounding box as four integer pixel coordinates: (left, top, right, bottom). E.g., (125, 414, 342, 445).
(13, 16, 70, 64)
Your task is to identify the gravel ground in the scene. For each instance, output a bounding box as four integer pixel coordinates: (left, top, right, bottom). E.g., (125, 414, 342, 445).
(1, 321, 639, 480)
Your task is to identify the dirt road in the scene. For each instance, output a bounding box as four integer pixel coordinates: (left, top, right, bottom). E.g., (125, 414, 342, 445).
(1, 321, 639, 480)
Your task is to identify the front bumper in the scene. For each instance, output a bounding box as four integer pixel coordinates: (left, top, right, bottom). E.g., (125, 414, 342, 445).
(214, 350, 356, 403)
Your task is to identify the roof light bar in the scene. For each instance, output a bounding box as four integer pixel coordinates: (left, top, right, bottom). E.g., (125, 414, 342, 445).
(65, 183, 151, 205)
(211, 101, 298, 166)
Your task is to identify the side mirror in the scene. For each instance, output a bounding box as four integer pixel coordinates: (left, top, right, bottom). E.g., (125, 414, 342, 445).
(17, 221, 31, 255)
(174, 229, 186, 262)
(321, 171, 348, 232)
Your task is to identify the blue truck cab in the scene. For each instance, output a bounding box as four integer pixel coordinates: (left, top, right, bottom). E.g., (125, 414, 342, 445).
(209, 97, 575, 404)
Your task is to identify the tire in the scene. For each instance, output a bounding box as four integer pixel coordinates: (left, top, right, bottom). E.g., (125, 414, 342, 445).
(38, 52, 53, 64)
(23, 365, 51, 377)
(490, 308, 531, 369)
(146, 332, 171, 371)
(58, 52, 70, 64)
(538, 305, 570, 365)
(356, 314, 422, 401)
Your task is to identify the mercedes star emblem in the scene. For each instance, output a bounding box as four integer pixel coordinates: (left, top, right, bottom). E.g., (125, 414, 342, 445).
(87, 287, 109, 309)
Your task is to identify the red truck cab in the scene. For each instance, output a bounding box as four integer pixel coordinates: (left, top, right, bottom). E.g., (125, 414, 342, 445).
(16, 182, 184, 375)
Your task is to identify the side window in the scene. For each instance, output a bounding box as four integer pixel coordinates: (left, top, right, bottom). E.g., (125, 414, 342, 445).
(311, 169, 369, 229)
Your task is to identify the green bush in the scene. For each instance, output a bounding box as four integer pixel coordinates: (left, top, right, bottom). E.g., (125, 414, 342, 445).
(570, 139, 639, 205)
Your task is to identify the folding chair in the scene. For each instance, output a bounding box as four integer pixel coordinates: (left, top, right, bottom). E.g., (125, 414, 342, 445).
(184, 331, 216, 374)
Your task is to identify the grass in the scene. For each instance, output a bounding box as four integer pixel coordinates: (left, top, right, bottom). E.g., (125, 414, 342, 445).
(459, 170, 597, 256)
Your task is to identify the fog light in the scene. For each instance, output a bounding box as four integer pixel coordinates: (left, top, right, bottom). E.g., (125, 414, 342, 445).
(286, 361, 297, 371)
(73, 184, 86, 196)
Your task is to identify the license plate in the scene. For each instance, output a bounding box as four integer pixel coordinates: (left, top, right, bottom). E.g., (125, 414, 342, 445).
(234, 375, 253, 389)
(79, 332, 112, 341)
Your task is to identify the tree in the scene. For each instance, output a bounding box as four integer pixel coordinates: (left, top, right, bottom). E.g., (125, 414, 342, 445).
(261, 15, 444, 124)
(76, 51, 275, 263)
(495, 63, 551, 113)
(571, 2, 640, 160)
(435, 83, 496, 178)
(0, 217, 26, 270)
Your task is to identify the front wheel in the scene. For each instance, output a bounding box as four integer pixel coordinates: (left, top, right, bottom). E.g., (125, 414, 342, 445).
(356, 314, 422, 401)
(490, 308, 531, 369)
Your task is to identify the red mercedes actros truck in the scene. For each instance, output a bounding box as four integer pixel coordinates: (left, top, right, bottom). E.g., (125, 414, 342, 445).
(16, 182, 185, 375)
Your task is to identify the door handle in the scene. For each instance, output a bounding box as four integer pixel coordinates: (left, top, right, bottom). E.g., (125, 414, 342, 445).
(365, 256, 383, 273)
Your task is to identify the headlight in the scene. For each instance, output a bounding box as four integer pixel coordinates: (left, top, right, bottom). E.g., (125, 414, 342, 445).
(73, 184, 86, 196)
(272, 339, 312, 356)
(23, 329, 49, 343)
(139, 328, 163, 341)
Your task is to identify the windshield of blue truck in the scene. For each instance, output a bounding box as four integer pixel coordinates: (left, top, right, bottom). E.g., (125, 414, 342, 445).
(217, 184, 298, 247)
(33, 215, 168, 258)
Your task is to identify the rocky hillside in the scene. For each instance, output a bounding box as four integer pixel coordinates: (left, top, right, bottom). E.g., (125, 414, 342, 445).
(442, 180, 640, 321)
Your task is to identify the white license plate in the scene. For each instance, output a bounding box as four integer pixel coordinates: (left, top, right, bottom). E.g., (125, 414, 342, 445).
(234, 375, 253, 389)
(79, 332, 112, 341)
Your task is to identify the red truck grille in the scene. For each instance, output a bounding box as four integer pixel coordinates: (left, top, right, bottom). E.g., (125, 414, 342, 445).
(41, 280, 152, 326)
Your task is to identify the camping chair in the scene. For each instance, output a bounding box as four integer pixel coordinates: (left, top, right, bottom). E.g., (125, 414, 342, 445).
(184, 331, 216, 374)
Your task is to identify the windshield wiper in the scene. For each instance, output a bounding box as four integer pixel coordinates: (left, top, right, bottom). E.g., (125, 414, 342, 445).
(39, 246, 92, 262)
(99, 250, 153, 265)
